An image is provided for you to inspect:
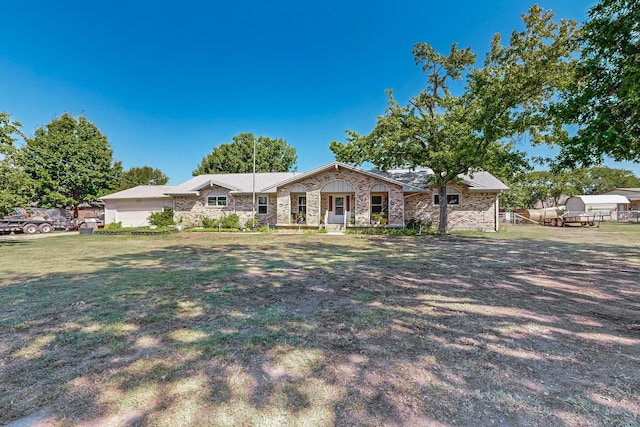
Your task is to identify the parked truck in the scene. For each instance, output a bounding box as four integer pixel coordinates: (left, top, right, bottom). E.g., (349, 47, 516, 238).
(0, 208, 79, 234)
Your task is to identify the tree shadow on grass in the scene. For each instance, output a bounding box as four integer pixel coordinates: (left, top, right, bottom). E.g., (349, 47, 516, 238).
(1, 233, 639, 426)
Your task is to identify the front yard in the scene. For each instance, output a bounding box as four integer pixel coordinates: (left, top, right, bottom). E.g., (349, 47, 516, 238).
(1, 224, 639, 426)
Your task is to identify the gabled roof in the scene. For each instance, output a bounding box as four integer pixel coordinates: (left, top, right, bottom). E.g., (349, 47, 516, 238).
(602, 188, 640, 200)
(569, 195, 630, 204)
(261, 161, 424, 192)
(101, 162, 508, 201)
(165, 172, 300, 195)
(372, 169, 509, 192)
(101, 185, 177, 200)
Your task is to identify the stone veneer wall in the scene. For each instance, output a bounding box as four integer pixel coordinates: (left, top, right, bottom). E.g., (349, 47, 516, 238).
(276, 167, 405, 226)
(173, 184, 277, 227)
(404, 187, 498, 231)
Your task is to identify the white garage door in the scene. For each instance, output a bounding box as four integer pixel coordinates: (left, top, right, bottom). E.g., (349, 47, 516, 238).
(114, 201, 169, 227)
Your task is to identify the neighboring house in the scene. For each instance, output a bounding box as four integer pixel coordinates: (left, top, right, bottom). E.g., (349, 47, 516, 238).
(565, 195, 631, 220)
(600, 188, 640, 211)
(101, 161, 508, 231)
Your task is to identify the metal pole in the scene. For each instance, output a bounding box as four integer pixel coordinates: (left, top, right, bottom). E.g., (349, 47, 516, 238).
(252, 138, 256, 218)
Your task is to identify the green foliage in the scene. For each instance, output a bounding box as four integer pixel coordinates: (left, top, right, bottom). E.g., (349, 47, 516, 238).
(576, 166, 640, 194)
(555, 0, 640, 167)
(502, 165, 640, 209)
(0, 159, 35, 217)
(201, 216, 218, 228)
(17, 113, 119, 208)
(220, 213, 240, 229)
(330, 6, 578, 233)
(406, 217, 433, 230)
(0, 112, 23, 154)
(199, 213, 241, 229)
(193, 133, 297, 175)
(104, 221, 123, 230)
(0, 113, 31, 216)
(116, 166, 169, 191)
(346, 227, 423, 236)
(244, 216, 261, 229)
(148, 207, 175, 227)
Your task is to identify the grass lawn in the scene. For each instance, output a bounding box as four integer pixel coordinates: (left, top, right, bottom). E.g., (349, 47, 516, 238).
(1, 224, 639, 426)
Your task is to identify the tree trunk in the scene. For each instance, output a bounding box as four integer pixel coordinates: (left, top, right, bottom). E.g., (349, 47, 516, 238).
(438, 185, 448, 234)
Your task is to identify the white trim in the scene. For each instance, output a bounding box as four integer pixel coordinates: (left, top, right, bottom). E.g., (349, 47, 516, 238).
(206, 190, 228, 207)
(433, 187, 461, 206)
(257, 195, 269, 214)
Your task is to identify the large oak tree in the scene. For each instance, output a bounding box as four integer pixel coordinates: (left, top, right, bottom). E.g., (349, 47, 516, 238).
(193, 133, 297, 175)
(556, 0, 640, 167)
(330, 6, 578, 233)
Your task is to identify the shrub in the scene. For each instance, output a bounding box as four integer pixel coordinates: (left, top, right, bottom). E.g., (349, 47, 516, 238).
(407, 217, 433, 230)
(201, 216, 218, 228)
(244, 217, 261, 229)
(104, 221, 123, 230)
(220, 213, 240, 229)
(148, 207, 175, 227)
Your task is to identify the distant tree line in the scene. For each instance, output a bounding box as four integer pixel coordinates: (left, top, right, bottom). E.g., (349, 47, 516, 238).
(501, 166, 640, 210)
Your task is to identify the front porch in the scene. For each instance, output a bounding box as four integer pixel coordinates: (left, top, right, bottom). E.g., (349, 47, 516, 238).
(274, 162, 406, 229)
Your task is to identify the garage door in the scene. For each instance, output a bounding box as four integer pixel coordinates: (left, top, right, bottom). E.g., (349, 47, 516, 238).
(114, 201, 169, 227)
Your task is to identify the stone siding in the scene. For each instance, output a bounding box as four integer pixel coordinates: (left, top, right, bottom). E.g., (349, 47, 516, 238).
(405, 187, 498, 231)
(276, 167, 405, 226)
(174, 184, 276, 227)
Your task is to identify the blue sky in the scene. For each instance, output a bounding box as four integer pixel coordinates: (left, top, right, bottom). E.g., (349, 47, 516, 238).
(2, 0, 638, 184)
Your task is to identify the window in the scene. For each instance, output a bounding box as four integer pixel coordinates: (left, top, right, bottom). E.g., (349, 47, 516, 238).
(258, 196, 268, 214)
(207, 191, 227, 207)
(433, 188, 460, 205)
(371, 195, 383, 214)
(335, 197, 344, 215)
(298, 196, 307, 215)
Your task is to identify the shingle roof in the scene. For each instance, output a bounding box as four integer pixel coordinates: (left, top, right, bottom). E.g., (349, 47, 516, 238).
(372, 169, 509, 192)
(100, 185, 177, 200)
(167, 172, 300, 194)
(260, 161, 424, 192)
(101, 163, 508, 201)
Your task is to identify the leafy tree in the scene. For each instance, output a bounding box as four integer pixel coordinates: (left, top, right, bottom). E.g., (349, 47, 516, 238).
(193, 133, 297, 175)
(0, 159, 35, 216)
(117, 166, 169, 191)
(516, 170, 581, 209)
(17, 113, 119, 211)
(330, 6, 578, 233)
(573, 166, 640, 194)
(0, 112, 23, 153)
(0, 113, 33, 216)
(503, 166, 640, 209)
(555, 0, 640, 167)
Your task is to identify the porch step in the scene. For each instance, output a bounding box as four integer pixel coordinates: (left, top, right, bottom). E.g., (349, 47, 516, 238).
(324, 224, 345, 234)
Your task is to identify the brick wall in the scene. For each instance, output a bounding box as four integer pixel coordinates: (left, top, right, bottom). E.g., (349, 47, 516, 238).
(170, 171, 499, 231)
(404, 187, 498, 231)
(276, 167, 405, 226)
(173, 184, 277, 227)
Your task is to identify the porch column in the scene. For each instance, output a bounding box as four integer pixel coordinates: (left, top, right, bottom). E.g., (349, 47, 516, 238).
(306, 190, 321, 226)
(276, 188, 290, 225)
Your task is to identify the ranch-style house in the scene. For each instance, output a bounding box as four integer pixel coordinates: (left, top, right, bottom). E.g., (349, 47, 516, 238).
(101, 161, 509, 231)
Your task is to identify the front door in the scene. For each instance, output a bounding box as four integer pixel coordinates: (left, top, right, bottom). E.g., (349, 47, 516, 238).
(328, 195, 345, 224)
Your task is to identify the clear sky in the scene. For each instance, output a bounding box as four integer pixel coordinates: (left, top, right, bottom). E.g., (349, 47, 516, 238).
(2, 0, 638, 184)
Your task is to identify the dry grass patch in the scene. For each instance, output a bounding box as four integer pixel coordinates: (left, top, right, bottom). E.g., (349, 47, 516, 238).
(1, 229, 639, 426)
